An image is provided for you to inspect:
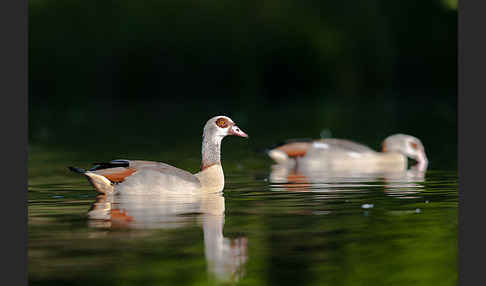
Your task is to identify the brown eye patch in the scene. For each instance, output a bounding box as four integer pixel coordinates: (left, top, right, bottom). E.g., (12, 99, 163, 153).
(410, 142, 418, 150)
(215, 117, 229, 128)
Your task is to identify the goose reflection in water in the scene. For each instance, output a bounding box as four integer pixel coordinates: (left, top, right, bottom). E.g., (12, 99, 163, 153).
(269, 159, 426, 196)
(86, 190, 248, 282)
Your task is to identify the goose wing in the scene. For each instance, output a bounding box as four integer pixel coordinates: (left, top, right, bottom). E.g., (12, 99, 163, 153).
(270, 138, 374, 158)
(91, 159, 202, 189)
(312, 139, 375, 153)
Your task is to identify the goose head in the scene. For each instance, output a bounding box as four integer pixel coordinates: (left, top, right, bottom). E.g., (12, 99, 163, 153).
(382, 134, 428, 171)
(203, 116, 248, 140)
(200, 115, 249, 171)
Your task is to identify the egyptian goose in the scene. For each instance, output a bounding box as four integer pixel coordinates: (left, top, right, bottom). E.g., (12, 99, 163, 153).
(69, 116, 248, 194)
(267, 134, 428, 173)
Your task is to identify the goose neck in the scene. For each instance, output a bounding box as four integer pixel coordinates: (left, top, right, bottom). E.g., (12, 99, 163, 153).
(201, 134, 222, 170)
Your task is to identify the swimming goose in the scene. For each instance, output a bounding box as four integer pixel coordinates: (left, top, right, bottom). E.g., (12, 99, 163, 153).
(69, 116, 248, 194)
(267, 134, 428, 173)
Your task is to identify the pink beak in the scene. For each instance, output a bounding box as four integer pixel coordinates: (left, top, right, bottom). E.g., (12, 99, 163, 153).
(229, 125, 249, 138)
(415, 152, 429, 172)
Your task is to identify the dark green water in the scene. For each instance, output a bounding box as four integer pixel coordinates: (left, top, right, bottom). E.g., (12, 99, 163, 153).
(28, 151, 457, 285)
(28, 96, 457, 285)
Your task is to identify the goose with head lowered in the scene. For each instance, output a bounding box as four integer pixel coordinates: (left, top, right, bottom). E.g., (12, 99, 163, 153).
(69, 116, 248, 194)
(267, 134, 428, 173)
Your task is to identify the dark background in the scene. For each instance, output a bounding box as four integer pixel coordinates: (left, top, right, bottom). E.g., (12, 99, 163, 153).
(28, 0, 457, 170)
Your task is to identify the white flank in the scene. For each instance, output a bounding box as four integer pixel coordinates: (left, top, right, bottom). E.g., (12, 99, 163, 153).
(348, 152, 362, 158)
(313, 142, 329, 149)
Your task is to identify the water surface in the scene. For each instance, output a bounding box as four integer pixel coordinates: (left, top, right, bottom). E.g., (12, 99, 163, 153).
(28, 146, 457, 286)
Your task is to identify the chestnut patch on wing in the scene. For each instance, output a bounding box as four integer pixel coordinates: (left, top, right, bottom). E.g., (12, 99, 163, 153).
(215, 117, 229, 128)
(382, 142, 387, 152)
(276, 142, 311, 157)
(95, 167, 137, 183)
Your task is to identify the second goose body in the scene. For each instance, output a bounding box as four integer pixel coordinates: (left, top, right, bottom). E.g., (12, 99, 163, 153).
(268, 134, 428, 173)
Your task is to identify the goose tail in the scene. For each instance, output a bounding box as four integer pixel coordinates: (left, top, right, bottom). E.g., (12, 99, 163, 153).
(67, 166, 114, 194)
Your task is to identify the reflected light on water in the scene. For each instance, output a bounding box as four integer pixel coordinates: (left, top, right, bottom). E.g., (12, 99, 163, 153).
(87, 190, 248, 282)
(269, 160, 426, 199)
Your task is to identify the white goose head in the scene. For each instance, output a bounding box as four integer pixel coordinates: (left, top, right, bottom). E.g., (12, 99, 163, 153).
(382, 134, 428, 170)
(203, 116, 248, 140)
(200, 116, 248, 171)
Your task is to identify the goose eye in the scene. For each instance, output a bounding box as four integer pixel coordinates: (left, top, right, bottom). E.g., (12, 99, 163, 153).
(410, 142, 418, 150)
(215, 118, 228, 128)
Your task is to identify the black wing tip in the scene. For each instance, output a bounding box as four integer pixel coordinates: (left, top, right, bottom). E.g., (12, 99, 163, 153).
(89, 160, 130, 171)
(69, 159, 130, 173)
(68, 166, 86, 174)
